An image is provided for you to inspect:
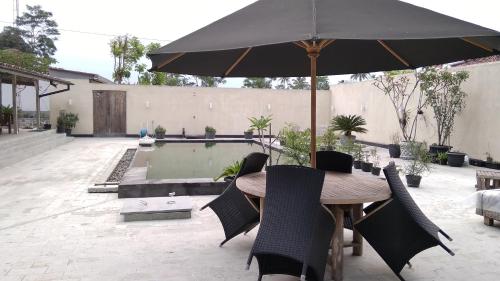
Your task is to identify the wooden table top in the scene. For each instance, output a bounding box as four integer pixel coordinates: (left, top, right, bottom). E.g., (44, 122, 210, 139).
(236, 170, 391, 205)
(477, 170, 500, 179)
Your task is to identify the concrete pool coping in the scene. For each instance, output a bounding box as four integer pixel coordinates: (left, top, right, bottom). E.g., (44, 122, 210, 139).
(118, 138, 272, 198)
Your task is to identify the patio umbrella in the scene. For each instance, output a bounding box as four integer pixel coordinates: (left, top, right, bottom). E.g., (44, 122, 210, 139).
(149, 0, 500, 167)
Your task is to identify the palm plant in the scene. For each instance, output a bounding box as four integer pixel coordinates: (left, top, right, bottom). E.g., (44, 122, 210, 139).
(214, 160, 242, 181)
(351, 73, 371, 81)
(276, 77, 291, 89)
(249, 115, 272, 152)
(330, 114, 367, 136)
(290, 77, 310, 90)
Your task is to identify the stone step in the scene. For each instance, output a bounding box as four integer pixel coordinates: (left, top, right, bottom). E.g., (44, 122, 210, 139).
(120, 196, 193, 221)
(0, 133, 73, 169)
(0, 130, 65, 151)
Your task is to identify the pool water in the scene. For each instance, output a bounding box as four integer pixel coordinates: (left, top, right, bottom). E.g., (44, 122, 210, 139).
(133, 142, 287, 180)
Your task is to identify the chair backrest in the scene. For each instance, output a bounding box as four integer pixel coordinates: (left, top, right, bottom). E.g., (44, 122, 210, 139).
(236, 152, 269, 178)
(255, 165, 325, 260)
(316, 151, 353, 173)
(383, 162, 440, 238)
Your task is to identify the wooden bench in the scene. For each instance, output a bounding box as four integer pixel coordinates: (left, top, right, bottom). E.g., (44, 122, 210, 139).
(476, 170, 500, 190)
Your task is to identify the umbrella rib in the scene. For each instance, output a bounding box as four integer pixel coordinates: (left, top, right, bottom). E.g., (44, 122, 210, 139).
(224, 47, 252, 76)
(293, 42, 308, 49)
(319, 39, 336, 50)
(157, 53, 186, 69)
(460, 37, 494, 53)
(377, 40, 410, 67)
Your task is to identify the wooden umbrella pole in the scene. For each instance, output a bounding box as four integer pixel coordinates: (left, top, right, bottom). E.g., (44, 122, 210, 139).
(308, 45, 320, 168)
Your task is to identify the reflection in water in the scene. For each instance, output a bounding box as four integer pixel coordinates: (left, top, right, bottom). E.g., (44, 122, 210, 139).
(140, 142, 285, 180)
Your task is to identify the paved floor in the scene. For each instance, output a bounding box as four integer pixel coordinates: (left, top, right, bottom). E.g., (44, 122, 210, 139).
(0, 138, 498, 281)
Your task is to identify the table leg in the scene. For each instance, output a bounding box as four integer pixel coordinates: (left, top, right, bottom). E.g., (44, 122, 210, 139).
(259, 197, 265, 221)
(352, 203, 363, 256)
(331, 205, 344, 281)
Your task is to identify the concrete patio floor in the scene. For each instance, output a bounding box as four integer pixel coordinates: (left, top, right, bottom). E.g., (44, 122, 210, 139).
(0, 138, 498, 281)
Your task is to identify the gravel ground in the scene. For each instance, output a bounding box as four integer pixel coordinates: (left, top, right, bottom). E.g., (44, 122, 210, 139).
(106, 148, 136, 182)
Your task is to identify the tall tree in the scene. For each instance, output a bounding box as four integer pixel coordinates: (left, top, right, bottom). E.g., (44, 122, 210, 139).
(242, 77, 272, 89)
(275, 77, 291, 89)
(110, 35, 145, 84)
(193, 76, 226, 87)
(15, 5, 59, 61)
(317, 76, 330, 90)
(0, 27, 30, 52)
(350, 73, 371, 82)
(164, 73, 193, 86)
(137, 43, 166, 85)
(0, 49, 50, 72)
(290, 77, 310, 90)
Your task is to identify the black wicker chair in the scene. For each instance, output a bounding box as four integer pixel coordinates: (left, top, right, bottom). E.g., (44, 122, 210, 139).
(316, 151, 355, 229)
(354, 162, 454, 281)
(246, 165, 335, 281)
(201, 152, 269, 246)
(316, 151, 353, 174)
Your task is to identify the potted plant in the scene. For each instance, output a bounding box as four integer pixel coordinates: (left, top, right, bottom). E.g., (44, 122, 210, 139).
(352, 144, 363, 169)
(249, 115, 272, 152)
(370, 148, 381, 176)
(43, 123, 52, 130)
(330, 114, 367, 144)
(402, 142, 431, 188)
(361, 150, 373, 172)
(319, 128, 338, 151)
(447, 151, 466, 167)
(2, 105, 14, 134)
(388, 133, 401, 158)
(155, 125, 166, 139)
(214, 160, 242, 182)
(244, 129, 254, 140)
(205, 126, 216, 139)
(420, 68, 469, 158)
(62, 112, 79, 136)
(436, 152, 448, 165)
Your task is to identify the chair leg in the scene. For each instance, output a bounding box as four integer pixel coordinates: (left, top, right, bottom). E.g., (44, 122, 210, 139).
(257, 274, 263, 281)
(219, 238, 229, 247)
(396, 273, 406, 281)
(246, 253, 253, 270)
(438, 241, 455, 256)
(300, 263, 307, 281)
(439, 229, 453, 241)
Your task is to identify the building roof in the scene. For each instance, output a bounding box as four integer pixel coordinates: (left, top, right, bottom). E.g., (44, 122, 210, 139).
(49, 67, 113, 84)
(452, 55, 500, 67)
(0, 62, 73, 86)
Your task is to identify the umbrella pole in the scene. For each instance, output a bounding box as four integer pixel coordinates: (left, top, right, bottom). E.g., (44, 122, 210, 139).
(308, 47, 320, 168)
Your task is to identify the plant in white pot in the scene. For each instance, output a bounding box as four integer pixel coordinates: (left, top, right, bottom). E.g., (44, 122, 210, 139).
(330, 114, 367, 144)
(402, 142, 431, 188)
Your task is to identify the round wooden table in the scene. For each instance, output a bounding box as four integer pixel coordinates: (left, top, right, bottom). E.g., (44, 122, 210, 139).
(236, 170, 391, 281)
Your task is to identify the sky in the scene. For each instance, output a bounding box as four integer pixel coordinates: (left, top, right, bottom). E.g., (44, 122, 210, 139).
(1, 0, 499, 88)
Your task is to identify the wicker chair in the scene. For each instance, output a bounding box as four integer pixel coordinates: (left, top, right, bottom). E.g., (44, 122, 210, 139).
(201, 152, 269, 246)
(316, 151, 355, 229)
(354, 162, 454, 281)
(246, 165, 335, 281)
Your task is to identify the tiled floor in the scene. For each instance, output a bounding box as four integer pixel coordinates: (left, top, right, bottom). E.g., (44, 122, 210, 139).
(0, 138, 498, 281)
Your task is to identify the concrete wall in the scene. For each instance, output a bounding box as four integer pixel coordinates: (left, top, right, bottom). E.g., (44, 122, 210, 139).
(49, 80, 331, 137)
(330, 61, 500, 160)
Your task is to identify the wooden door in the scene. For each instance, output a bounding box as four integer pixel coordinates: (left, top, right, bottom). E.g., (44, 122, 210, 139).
(93, 90, 126, 137)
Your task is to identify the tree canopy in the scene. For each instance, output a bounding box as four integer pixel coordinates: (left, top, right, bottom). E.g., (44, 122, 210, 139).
(242, 77, 273, 89)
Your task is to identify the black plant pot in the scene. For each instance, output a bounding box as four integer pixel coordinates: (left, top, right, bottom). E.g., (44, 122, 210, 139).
(469, 158, 479, 166)
(388, 144, 401, 158)
(438, 158, 448, 165)
(447, 152, 466, 167)
(244, 131, 253, 139)
(429, 145, 452, 155)
(371, 167, 381, 176)
(353, 160, 362, 169)
(43, 124, 51, 130)
(56, 125, 64, 134)
(156, 132, 165, 139)
(223, 176, 235, 183)
(361, 162, 373, 172)
(406, 175, 422, 188)
(205, 132, 216, 139)
(65, 128, 72, 136)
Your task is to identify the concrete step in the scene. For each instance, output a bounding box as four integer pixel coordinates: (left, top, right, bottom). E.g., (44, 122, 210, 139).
(0, 131, 73, 169)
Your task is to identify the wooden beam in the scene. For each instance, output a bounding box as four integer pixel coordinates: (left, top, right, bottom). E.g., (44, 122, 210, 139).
(157, 53, 185, 69)
(224, 47, 252, 76)
(461, 37, 494, 53)
(377, 40, 410, 67)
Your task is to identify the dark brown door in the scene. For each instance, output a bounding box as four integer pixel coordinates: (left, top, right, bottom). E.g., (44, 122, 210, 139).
(93, 90, 126, 137)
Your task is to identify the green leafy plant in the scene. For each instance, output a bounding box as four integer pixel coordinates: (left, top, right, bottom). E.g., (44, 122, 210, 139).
(320, 128, 338, 150)
(391, 132, 400, 145)
(437, 152, 448, 164)
(214, 160, 242, 181)
(352, 143, 364, 161)
(62, 112, 79, 129)
(249, 115, 272, 152)
(420, 68, 469, 146)
(371, 148, 380, 167)
(338, 139, 356, 156)
(205, 126, 216, 134)
(279, 123, 311, 166)
(403, 142, 431, 176)
(154, 125, 166, 135)
(330, 114, 367, 136)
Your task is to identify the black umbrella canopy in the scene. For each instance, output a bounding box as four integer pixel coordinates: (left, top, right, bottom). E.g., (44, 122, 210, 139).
(149, 0, 500, 77)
